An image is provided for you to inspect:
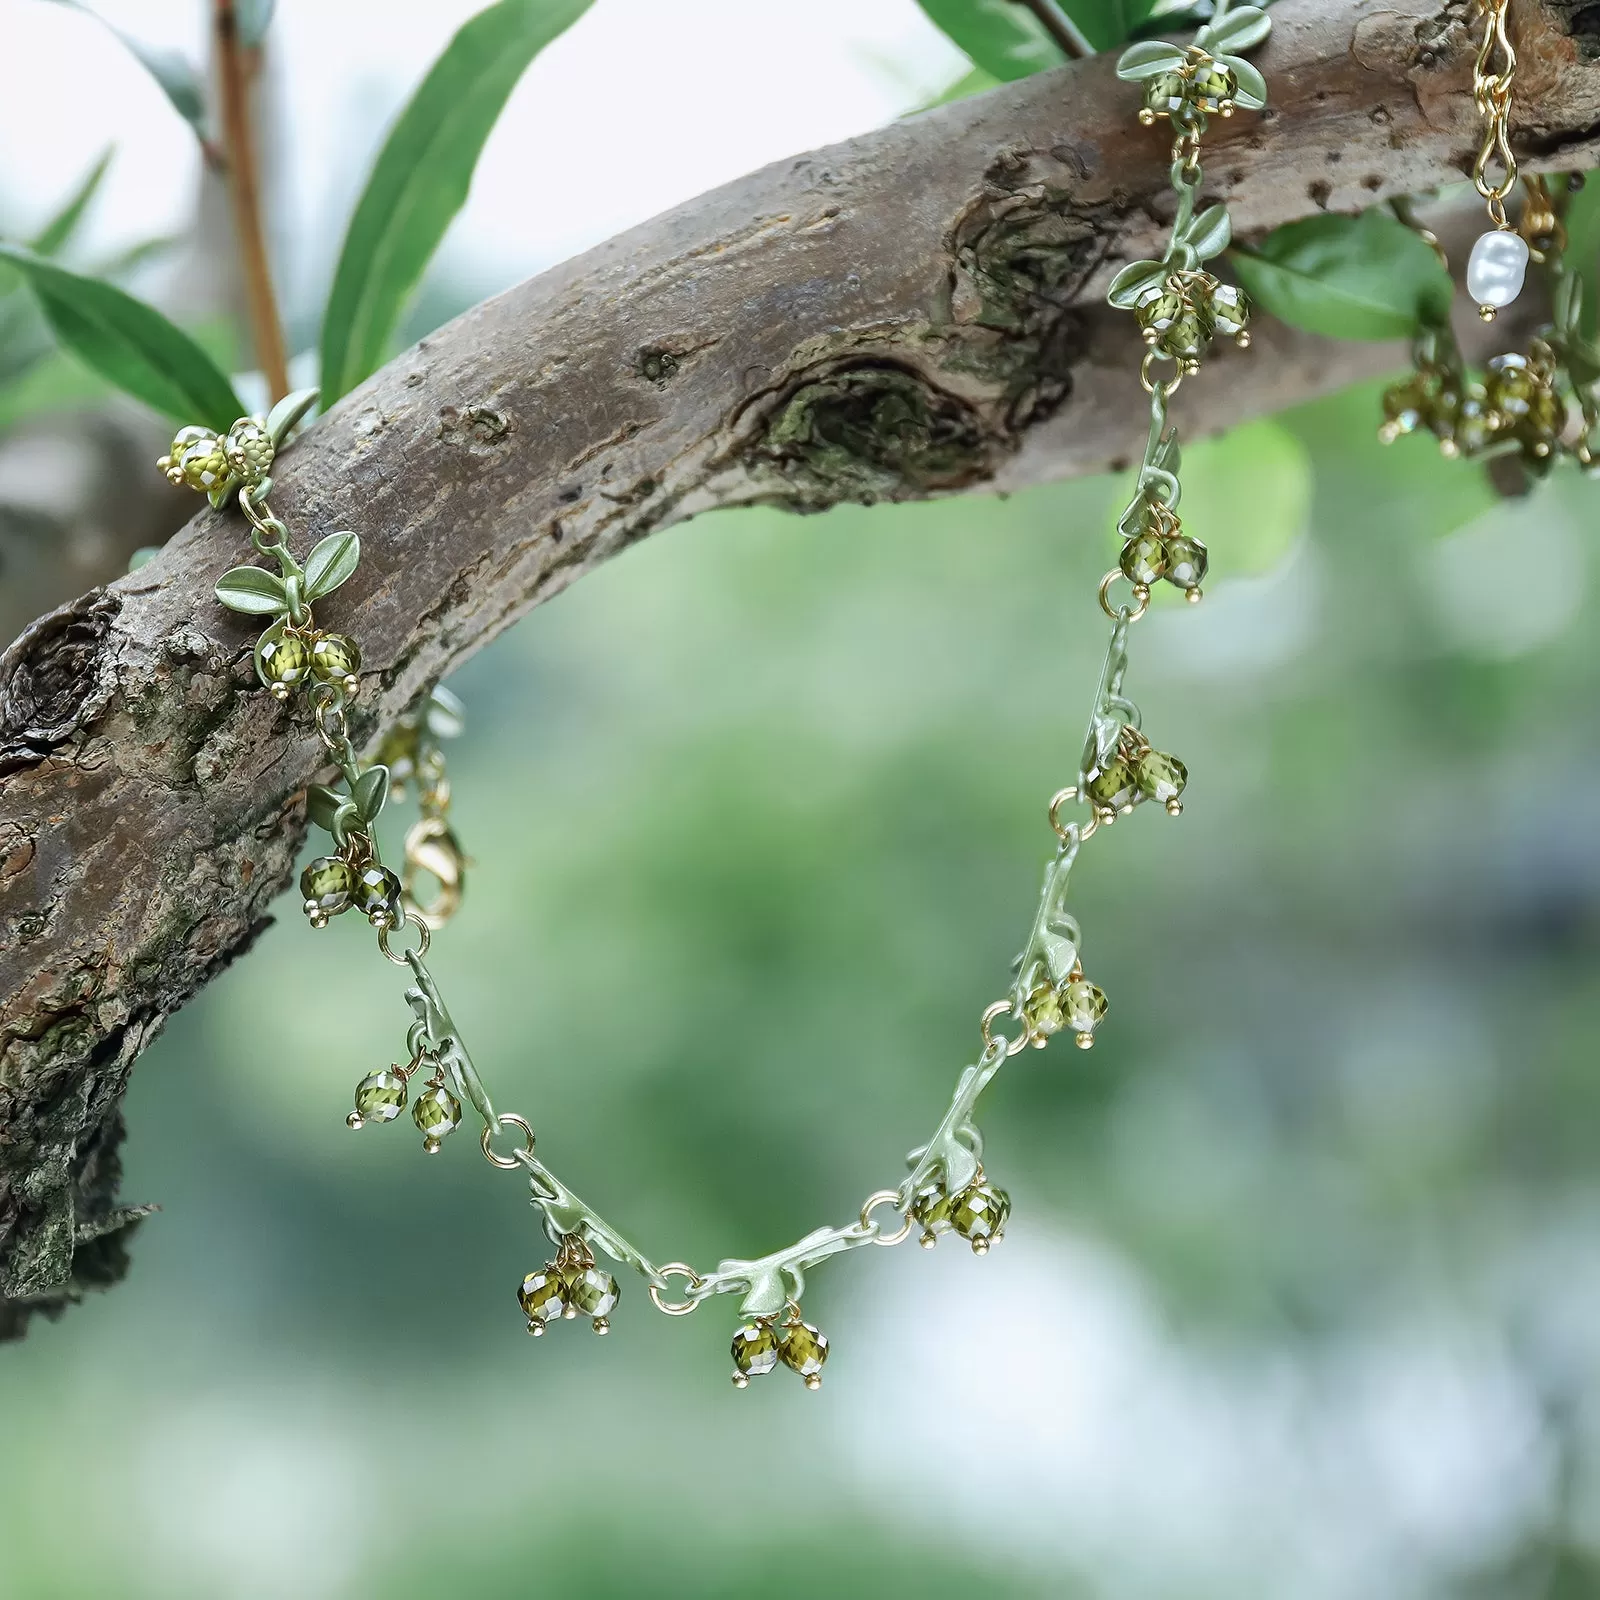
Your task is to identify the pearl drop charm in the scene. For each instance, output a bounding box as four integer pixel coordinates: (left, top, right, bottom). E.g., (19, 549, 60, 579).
(1466, 229, 1529, 320)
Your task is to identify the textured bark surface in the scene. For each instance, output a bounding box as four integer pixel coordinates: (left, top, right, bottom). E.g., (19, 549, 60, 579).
(3, 0, 1599, 1336)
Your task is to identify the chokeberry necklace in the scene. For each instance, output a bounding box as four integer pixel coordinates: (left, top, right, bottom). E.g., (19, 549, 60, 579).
(155, 5, 1272, 1389)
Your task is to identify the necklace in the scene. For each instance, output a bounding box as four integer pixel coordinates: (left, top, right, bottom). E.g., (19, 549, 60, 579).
(153, 4, 1273, 1390)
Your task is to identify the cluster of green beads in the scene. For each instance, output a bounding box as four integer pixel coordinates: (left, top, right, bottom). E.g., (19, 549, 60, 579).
(1139, 49, 1240, 128)
(1133, 270, 1250, 373)
(519, 1240, 622, 1336)
(731, 1311, 829, 1390)
(348, 1064, 462, 1153)
(1086, 726, 1188, 824)
(1380, 346, 1567, 465)
(301, 855, 403, 929)
(1119, 506, 1208, 603)
(910, 1175, 1012, 1253)
(1022, 972, 1109, 1051)
(159, 416, 275, 497)
(257, 626, 363, 702)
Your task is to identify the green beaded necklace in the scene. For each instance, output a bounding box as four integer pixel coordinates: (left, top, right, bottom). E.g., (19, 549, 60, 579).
(155, 3, 1271, 1389)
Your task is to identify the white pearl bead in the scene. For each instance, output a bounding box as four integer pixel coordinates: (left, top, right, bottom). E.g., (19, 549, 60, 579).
(1467, 229, 1529, 311)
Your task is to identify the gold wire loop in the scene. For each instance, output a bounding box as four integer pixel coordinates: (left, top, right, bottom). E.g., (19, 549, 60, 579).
(377, 908, 431, 965)
(480, 1113, 536, 1170)
(1471, 0, 1517, 216)
(980, 999, 1031, 1058)
(648, 1263, 706, 1316)
(1098, 569, 1150, 623)
(860, 1190, 914, 1246)
(1139, 351, 1183, 398)
(1048, 786, 1099, 845)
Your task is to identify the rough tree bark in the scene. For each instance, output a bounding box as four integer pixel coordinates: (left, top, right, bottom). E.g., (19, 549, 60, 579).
(3, 0, 1599, 1337)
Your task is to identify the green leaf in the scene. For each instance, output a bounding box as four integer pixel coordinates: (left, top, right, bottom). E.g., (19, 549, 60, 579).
(1229, 211, 1454, 342)
(1115, 40, 1188, 80)
(30, 147, 114, 257)
(303, 532, 361, 601)
(266, 386, 319, 447)
(1201, 5, 1270, 54)
(305, 783, 346, 834)
(913, 0, 1060, 82)
(45, 2, 208, 144)
(215, 565, 289, 615)
(319, 0, 593, 405)
(1222, 56, 1267, 111)
(237, 0, 276, 46)
(352, 765, 390, 825)
(1183, 203, 1231, 262)
(1562, 170, 1600, 342)
(0, 245, 243, 425)
(1107, 259, 1166, 308)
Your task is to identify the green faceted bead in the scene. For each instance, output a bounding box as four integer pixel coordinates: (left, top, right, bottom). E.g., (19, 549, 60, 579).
(412, 1082, 462, 1152)
(1063, 979, 1107, 1045)
(565, 1263, 621, 1328)
(1379, 376, 1431, 441)
(170, 429, 229, 493)
(1136, 748, 1187, 810)
(1209, 282, 1250, 344)
(1086, 757, 1138, 813)
(349, 1068, 406, 1128)
(259, 630, 311, 697)
(911, 1181, 954, 1246)
(300, 855, 355, 925)
(1163, 534, 1208, 594)
(223, 417, 274, 485)
(950, 1182, 1011, 1254)
(731, 1322, 781, 1384)
(1188, 62, 1237, 113)
(1120, 531, 1167, 586)
(1452, 393, 1496, 457)
(1157, 309, 1211, 365)
(519, 1266, 567, 1332)
(160, 425, 217, 487)
(779, 1321, 829, 1387)
(1142, 70, 1190, 121)
(310, 633, 362, 688)
(353, 863, 403, 927)
(1022, 983, 1066, 1040)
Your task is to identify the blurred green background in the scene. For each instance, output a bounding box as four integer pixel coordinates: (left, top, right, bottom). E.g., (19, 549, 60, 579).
(7, 3, 1600, 1598)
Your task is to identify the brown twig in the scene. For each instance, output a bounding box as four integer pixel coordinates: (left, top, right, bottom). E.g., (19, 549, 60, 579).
(1012, 0, 1095, 60)
(213, 0, 289, 403)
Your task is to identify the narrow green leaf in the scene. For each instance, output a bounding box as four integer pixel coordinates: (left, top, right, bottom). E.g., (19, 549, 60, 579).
(352, 765, 390, 825)
(30, 147, 114, 256)
(1230, 211, 1454, 342)
(216, 565, 289, 615)
(1107, 259, 1166, 308)
(0, 245, 243, 425)
(1201, 5, 1270, 53)
(1562, 170, 1600, 341)
(913, 0, 1060, 83)
(1115, 40, 1188, 80)
(265, 386, 319, 447)
(319, 0, 593, 404)
(46, 2, 208, 143)
(303, 532, 361, 601)
(305, 783, 346, 835)
(1184, 203, 1232, 262)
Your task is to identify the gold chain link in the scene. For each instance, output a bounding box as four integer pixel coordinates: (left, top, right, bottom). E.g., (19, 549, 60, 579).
(1472, 0, 1517, 228)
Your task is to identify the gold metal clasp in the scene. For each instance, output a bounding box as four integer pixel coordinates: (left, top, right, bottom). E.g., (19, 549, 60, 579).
(402, 816, 468, 929)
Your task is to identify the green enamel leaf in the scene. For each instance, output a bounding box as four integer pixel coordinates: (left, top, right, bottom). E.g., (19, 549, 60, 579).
(30, 147, 114, 256)
(305, 783, 346, 834)
(1223, 56, 1267, 111)
(0, 245, 243, 425)
(265, 386, 319, 448)
(1201, 4, 1270, 54)
(1115, 40, 1187, 80)
(1230, 211, 1454, 342)
(1107, 259, 1166, 309)
(319, 0, 594, 404)
(1184, 203, 1232, 262)
(352, 765, 390, 825)
(303, 532, 361, 601)
(215, 565, 289, 615)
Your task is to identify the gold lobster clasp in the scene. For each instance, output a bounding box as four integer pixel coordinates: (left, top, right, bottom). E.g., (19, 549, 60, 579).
(402, 816, 468, 929)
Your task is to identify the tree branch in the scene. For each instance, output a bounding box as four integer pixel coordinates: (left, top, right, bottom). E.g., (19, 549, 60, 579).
(2, 0, 1598, 1334)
